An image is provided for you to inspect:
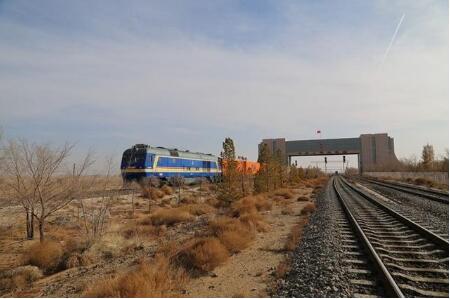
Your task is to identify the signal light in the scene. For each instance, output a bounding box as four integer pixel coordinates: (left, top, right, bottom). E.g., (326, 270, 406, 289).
(324, 157, 327, 164)
(343, 156, 346, 163)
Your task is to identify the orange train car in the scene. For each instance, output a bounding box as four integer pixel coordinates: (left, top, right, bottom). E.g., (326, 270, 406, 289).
(221, 159, 260, 175)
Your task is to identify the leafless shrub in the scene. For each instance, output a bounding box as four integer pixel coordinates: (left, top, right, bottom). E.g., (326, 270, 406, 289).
(78, 158, 117, 245)
(169, 176, 185, 203)
(1, 139, 93, 241)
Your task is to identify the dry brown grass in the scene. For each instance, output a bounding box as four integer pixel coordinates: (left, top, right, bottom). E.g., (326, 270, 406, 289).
(254, 195, 272, 211)
(0, 266, 43, 292)
(209, 217, 249, 235)
(121, 224, 157, 240)
(161, 185, 174, 195)
(87, 233, 133, 260)
(281, 207, 294, 215)
(239, 213, 269, 232)
(138, 216, 153, 225)
(285, 218, 308, 251)
(141, 188, 165, 200)
(301, 202, 316, 215)
(209, 217, 254, 253)
(231, 195, 272, 217)
(179, 238, 229, 272)
(150, 208, 194, 226)
(273, 189, 294, 199)
(180, 194, 196, 204)
(83, 256, 188, 297)
(297, 195, 309, 202)
(199, 183, 211, 192)
(275, 260, 291, 279)
(65, 254, 82, 269)
(412, 177, 444, 189)
(24, 241, 64, 273)
(309, 177, 328, 187)
(63, 237, 88, 254)
(179, 203, 216, 216)
(64, 251, 96, 269)
(231, 197, 257, 216)
(205, 197, 220, 208)
(217, 230, 252, 254)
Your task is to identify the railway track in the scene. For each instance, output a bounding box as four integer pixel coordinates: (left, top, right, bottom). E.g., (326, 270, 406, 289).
(333, 175, 449, 297)
(359, 177, 449, 204)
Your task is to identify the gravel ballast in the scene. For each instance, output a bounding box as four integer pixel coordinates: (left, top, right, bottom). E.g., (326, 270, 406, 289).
(361, 182, 449, 236)
(276, 179, 354, 298)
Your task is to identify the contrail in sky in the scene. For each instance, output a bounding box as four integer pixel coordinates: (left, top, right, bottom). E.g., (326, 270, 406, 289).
(382, 13, 406, 64)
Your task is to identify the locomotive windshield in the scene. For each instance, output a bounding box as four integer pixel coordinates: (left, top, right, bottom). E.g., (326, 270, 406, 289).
(121, 148, 147, 168)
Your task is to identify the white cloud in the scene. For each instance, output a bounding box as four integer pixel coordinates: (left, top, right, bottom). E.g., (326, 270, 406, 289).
(0, 1, 447, 161)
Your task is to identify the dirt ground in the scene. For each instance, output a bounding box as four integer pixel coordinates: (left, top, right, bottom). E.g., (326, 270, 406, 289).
(186, 187, 312, 297)
(0, 179, 321, 297)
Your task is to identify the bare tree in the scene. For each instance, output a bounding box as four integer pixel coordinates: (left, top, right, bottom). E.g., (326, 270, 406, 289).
(2, 139, 93, 241)
(78, 157, 118, 244)
(169, 175, 184, 204)
(79, 193, 113, 243)
(442, 149, 449, 172)
(422, 144, 435, 170)
(399, 155, 420, 171)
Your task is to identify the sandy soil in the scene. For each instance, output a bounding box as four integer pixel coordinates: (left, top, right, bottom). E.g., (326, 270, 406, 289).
(185, 188, 312, 297)
(0, 183, 318, 298)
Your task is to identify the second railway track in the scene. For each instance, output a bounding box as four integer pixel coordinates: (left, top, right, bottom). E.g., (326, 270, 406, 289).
(333, 175, 449, 297)
(358, 177, 449, 204)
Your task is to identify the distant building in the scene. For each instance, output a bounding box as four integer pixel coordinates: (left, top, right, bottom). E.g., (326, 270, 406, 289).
(259, 133, 399, 173)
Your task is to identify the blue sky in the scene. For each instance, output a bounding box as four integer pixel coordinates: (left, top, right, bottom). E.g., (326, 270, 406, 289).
(0, 0, 448, 168)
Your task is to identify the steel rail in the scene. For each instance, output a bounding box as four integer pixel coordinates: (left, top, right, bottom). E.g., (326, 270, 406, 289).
(332, 177, 405, 298)
(341, 177, 449, 253)
(361, 177, 448, 204)
(382, 180, 449, 197)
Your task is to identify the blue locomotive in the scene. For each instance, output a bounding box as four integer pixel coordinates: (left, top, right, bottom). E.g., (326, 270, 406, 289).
(120, 144, 221, 182)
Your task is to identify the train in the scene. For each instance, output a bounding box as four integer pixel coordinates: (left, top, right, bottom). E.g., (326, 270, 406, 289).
(222, 159, 260, 175)
(120, 144, 220, 182)
(120, 144, 260, 183)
